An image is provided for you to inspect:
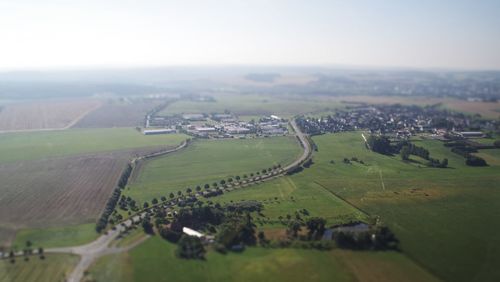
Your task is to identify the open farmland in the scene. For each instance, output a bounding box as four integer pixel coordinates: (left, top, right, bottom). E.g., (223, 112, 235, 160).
(126, 136, 302, 203)
(0, 128, 187, 163)
(0, 254, 79, 282)
(160, 94, 344, 118)
(211, 175, 366, 226)
(328, 95, 500, 119)
(0, 153, 129, 244)
(0, 129, 187, 247)
(0, 99, 101, 132)
(74, 98, 168, 128)
(192, 131, 500, 282)
(303, 133, 500, 282)
(86, 236, 438, 282)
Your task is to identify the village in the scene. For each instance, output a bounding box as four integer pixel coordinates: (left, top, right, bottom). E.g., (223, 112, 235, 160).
(143, 111, 289, 138)
(295, 103, 499, 141)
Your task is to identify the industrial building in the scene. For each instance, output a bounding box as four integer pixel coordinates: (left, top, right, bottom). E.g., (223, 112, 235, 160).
(143, 128, 176, 135)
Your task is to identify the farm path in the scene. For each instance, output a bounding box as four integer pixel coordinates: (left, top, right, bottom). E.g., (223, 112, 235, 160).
(42, 120, 311, 282)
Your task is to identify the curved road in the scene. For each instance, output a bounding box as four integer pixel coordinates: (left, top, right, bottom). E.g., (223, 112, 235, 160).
(283, 119, 311, 172)
(45, 119, 311, 282)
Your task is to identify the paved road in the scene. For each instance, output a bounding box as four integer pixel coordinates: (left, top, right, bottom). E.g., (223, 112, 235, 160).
(47, 215, 143, 282)
(283, 119, 312, 172)
(34, 119, 311, 282)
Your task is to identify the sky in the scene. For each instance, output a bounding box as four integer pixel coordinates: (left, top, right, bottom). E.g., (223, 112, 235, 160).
(0, 0, 500, 71)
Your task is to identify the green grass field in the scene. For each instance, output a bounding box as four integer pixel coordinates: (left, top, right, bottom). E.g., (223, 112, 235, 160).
(13, 223, 98, 249)
(0, 254, 79, 282)
(473, 148, 500, 166)
(304, 132, 500, 282)
(0, 128, 187, 163)
(125, 136, 302, 203)
(179, 131, 500, 282)
(86, 236, 437, 282)
(211, 173, 366, 226)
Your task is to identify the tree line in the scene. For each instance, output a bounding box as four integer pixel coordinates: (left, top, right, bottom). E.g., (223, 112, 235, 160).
(96, 164, 133, 232)
(445, 141, 488, 166)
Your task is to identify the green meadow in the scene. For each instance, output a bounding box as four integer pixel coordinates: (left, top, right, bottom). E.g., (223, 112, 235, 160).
(166, 131, 500, 282)
(211, 173, 366, 225)
(0, 254, 79, 282)
(86, 236, 437, 282)
(13, 223, 98, 249)
(125, 136, 302, 203)
(307, 132, 500, 282)
(0, 128, 187, 163)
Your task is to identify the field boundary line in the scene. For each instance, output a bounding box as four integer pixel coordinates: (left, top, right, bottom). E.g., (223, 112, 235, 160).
(312, 180, 370, 216)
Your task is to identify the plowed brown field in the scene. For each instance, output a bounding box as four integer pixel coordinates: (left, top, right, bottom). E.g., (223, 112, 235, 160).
(0, 146, 173, 245)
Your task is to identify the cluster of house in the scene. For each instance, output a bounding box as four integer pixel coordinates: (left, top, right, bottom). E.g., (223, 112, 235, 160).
(143, 112, 289, 138)
(296, 104, 497, 139)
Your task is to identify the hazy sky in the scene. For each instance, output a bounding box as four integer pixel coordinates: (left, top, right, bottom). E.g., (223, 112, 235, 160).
(1, 0, 500, 70)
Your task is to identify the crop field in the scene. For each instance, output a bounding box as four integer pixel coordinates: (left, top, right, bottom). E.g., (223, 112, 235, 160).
(74, 98, 167, 128)
(302, 132, 500, 282)
(0, 128, 187, 247)
(0, 128, 187, 163)
(0, 254, 79, 282)
(0, 99, 101, 132)
(86, 236, 437, 282)
(0, 153, 129, 244)
(126, 136, 302, 203)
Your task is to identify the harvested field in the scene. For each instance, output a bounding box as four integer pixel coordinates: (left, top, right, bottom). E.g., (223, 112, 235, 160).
(0, 146, 175, 246)
(0, 153, 129, 230)
(0, 141, 184, 246)
(0, 126, 186, 246)
(0, 99, 101, 132)
(74, 98, 166, 128)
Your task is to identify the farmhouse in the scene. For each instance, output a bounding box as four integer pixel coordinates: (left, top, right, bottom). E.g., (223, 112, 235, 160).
(183, 227, 204, 238)
(182, 227, 214, 243)
(143, 128, 176, 135)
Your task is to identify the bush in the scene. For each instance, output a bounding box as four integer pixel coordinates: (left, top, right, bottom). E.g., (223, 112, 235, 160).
(494, 140, 500, 148)
(466, 156, 488, 166)
(367, 135, 392, 155)
(159, 228, 182, 243)
(176, 235, 206, 259)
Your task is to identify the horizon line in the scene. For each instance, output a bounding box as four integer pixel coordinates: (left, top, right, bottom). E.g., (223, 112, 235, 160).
(1, 63, 500, 74)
